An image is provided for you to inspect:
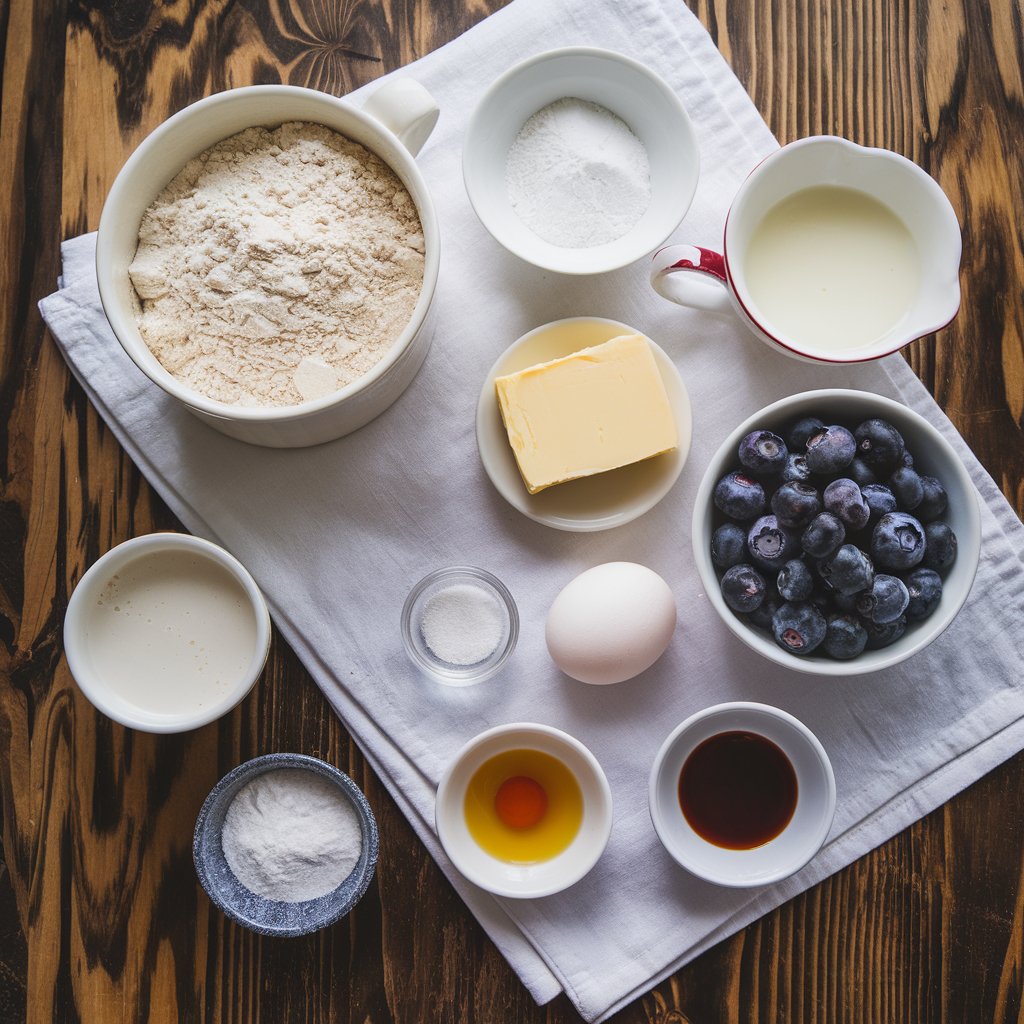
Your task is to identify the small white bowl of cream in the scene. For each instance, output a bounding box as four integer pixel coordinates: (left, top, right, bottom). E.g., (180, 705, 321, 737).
(64, 533, 271, 732)
(463, 47, 700, 274)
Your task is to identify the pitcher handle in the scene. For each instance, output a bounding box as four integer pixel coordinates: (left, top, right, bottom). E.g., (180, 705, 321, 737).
(361, 78, 440, 157)
(650, 244, 734, 315)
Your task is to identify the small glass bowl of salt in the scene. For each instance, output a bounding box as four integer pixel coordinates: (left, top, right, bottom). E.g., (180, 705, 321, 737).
(401, 566, 519, 685)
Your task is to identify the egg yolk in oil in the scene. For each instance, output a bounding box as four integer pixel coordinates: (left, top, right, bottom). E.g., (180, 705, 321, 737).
(464, 749, 583, 863)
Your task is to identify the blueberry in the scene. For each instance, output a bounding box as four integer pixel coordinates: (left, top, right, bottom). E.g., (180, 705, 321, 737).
(862, 483, 897, 524)
(922, 521, 957, 572)
(777, 559, 814, 602)
(864, 614, 908, 650)
(916, 476, 949, 522)
(771, 601, 827, 655)
(787, 416, 827, 451)
(819, 543, 874, 595)
(781, 452, 813, 484)
(720, 564, 767, 613)
(747, 515, 799, 572)
(748, 591, 781, 630)
(903, 567, 943, 620)
(823, 478, 870, 530)
(714, 471, 767, 521)
(847, 457, 877, 488)
(805, 425, 856, 475)
(771, 481, 822, 528)
(824, 614, 869, 660)
(871, 512, 926, 570)
(855, 574, 910, 624)
(889, 465, 924, 510)
(854, 418, 905, 472)
(709, 530, 740, 566)
(711, 523, 748, 569)
(738, 430, 788, 475)
(801, 512, 846, 559)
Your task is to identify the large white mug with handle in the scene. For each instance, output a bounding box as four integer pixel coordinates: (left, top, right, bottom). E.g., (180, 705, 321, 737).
(650, 136, 962, 364)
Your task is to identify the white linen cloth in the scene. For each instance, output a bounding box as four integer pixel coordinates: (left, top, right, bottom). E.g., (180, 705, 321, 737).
(40, 0, 1024, 1018)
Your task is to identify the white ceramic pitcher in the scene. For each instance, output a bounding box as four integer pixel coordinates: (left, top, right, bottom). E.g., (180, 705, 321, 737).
(651, 136, 962, 364)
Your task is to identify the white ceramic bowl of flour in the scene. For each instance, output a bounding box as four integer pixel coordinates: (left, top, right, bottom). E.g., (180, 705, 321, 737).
(96, 81, 441, 448)
(64, 533, 271, 732)
(463, 48, 700, 275)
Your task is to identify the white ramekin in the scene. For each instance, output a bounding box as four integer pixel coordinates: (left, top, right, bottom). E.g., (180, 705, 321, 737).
(63, 533, 271, 732)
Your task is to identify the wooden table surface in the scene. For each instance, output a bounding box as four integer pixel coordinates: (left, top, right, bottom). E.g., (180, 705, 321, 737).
(2, 0, 1023, 1021)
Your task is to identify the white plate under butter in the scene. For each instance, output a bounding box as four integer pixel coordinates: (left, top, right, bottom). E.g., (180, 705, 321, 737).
(476, 317, 692, 531)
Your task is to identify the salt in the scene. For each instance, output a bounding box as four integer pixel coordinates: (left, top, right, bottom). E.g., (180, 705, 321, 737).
(221, 768, 362, 903)
(504, 97, 652, 248)
(421, 583, 505, 665)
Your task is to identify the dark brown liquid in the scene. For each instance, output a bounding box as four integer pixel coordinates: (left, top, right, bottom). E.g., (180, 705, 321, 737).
(678, 731, 798, 849)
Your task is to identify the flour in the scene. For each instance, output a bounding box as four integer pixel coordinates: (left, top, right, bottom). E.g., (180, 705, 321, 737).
(221, 768, 362, 903)
(129, 122, 424, 407)
(504, 98, 652, 248)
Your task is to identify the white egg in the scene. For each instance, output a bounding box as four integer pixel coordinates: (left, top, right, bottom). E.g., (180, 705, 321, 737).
(545, 562, 677, 685)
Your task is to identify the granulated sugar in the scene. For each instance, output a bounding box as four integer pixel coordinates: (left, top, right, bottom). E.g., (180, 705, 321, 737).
(129, 122, 425, 407)
(505, 98, 652, 248)
(421, 583, 505, 665)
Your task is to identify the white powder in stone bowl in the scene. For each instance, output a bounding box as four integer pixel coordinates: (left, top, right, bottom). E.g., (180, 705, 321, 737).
(221, 768, 362, 903)
(129, 121, 425, 408)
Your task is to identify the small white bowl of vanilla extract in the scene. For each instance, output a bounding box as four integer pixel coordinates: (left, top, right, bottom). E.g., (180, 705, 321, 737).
(648, 702, 836, 887)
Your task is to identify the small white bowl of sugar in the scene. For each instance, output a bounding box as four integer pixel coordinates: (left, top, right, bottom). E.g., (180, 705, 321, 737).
(463, 47, 700, 275)
(401, 566, 519, 685)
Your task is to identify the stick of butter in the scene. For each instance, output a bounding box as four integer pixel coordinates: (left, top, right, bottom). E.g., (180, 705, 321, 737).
(494, 333, 678, 494)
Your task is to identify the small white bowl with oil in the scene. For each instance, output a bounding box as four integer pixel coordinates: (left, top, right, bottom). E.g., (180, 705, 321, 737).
(435, 723, 612, 898)
(64, 533, 271, 732)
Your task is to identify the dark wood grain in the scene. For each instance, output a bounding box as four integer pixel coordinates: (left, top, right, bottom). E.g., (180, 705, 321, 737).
(2, 0, 1023, 1021)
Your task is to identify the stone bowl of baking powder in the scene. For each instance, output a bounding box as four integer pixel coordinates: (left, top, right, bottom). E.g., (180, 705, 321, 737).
(193, 753, 379, 936)
(463, 47, 700, 275)
(96, 82, 441, 448)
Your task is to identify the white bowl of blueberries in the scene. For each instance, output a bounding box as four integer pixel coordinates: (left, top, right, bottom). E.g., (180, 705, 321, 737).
(693, 389, 981, 675)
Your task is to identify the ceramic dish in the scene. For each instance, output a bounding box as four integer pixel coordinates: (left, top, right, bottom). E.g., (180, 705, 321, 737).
(649, 702, 836, 887)
(435, 723, 612, 898)
(463, 47, 700, 274)
(193, 753, 379, 936)
(96, 81, 441, 448)
(401, 566, 519, 685)
(692, 389, 981, 675)
(477, 317, 692, 531)
(63, 533, 271, 733)
(650, 136, 962, 364)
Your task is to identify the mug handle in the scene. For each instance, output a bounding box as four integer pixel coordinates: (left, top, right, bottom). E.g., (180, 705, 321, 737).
(650, 244, 734, 315)
(361, 78, 440, 157)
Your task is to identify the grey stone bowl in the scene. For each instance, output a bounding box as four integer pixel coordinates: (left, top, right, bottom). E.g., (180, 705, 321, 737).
(193, 752, 379, 936)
